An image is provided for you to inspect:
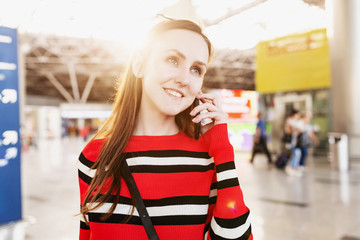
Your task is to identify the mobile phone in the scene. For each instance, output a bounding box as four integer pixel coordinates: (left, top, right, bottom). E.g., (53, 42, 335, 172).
(194, 98, 201, 140)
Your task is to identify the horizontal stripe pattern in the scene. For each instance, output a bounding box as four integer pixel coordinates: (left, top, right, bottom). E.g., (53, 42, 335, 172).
(126, 152, 213, 173)
(88, 212, 208, 226)
(78, 157, 96, 178)
(217, 178, 239, 190)
(79, 149, 214, 227)
(127, 156, 212, 166)
(78, 133, 251, 239)
(211, 182, 217, 190)
(217, 169, 238, 182)
(209, 196, 217, 205)
(214, 211, 250, 229)
(129, 163, 214, 173)
(93, 194, 209, 207)
(216, 161, 236, 173)
(209, 189, 218, 205)
(210, 211, 251, 240)
(85, 194, 211, 226)
(209, 225, 252, 240)
(79, 152, 94, 168)
(80, 150, 211, 165)
(78, 151, 214, 177)
(90, 202, 209, 217)
(78, 169, 92, 185)
(125, 150, 211, 159)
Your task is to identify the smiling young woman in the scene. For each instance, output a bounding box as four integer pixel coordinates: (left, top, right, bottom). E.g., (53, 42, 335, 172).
(78, 19, 252, 240)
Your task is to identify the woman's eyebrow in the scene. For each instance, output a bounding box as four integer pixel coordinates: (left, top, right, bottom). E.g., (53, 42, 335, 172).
(167, 49, 207, 68)
(194, 61, 207, 69)
(167, 49, 186, 60)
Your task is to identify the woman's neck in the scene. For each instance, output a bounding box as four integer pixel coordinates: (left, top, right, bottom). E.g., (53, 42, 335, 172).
(133, 105, 179, 136)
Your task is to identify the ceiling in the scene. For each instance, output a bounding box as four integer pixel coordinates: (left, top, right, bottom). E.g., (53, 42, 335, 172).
(15, 0, 325, 104)
(24, 34, 256, 104)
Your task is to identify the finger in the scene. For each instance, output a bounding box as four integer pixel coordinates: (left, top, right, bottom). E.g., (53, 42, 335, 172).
(190, 102, 217, 116)
(200, 98, 213, 105)
(199, 93, 223, 110)
(212, 96, 221, 107)
(192, 111, 227, 124)
(197, 93, 216, 103)
(192, 111, 217, 123)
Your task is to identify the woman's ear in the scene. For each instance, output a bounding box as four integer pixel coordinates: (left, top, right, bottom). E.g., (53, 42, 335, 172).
(131, 52, 144, 78)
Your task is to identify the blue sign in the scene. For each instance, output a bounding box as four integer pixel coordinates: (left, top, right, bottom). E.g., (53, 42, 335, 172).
(0, 26, 22, 225)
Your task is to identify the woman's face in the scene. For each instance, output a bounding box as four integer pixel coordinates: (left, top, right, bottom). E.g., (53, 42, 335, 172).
(139, 29, 210, 117)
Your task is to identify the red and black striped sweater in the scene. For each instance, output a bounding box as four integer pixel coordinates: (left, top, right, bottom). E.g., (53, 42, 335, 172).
(78, 123, 252, 240)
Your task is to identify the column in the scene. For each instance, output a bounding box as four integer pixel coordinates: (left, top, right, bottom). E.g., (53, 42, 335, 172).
(328, 0, 360, 158)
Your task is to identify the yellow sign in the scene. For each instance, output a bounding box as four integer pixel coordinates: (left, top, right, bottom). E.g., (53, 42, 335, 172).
(255, 29, 331, 93)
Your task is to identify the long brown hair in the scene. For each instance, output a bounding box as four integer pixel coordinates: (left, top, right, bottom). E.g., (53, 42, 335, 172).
(81, 19, 213, 223)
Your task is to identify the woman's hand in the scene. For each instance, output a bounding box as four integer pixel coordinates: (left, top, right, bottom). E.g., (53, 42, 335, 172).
(190, 92, 228, 135)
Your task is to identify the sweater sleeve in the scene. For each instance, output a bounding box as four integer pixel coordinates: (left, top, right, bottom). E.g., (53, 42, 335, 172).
(202, 124, 252, 240)
(78, 151, 91, 240)
(79, 215, 90, 240)
(77, 139, 104, 240)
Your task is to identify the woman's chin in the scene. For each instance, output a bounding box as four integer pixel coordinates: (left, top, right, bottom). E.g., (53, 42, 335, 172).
(161, 106, 188, 117)
(163, 110, 183, 117)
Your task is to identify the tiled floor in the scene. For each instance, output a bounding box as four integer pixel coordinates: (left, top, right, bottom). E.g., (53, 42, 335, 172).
(4, 137, 360, 240)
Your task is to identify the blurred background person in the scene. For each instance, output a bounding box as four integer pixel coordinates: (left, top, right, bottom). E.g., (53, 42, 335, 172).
(78, 124, 91, 142)
(250, 112, 272, 165)
(297, 112, 319, 171)
(284, 109, 303, 176)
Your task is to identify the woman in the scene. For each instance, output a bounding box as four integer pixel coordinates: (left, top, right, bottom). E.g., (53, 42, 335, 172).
(250, 112, 272, 164)
(298, 113, 319, 171)
(78, 19, 252, 240)
(284, 109, 303, 176)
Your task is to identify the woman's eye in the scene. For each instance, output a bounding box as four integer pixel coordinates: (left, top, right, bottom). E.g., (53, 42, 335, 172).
(191, 67, 202, 75)
(167, 57, 178, 65)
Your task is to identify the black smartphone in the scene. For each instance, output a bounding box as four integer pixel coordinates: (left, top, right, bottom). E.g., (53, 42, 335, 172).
(194, 98, 201, 140)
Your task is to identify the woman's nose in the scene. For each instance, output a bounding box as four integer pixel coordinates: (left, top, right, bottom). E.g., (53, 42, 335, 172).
(174, 68, 190, 85)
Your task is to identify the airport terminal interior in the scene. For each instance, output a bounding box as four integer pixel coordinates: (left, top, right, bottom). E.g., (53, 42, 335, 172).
(1, 0, 360, 240)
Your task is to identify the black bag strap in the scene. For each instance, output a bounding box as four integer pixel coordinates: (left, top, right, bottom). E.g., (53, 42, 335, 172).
(123, 160, 160, 240)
